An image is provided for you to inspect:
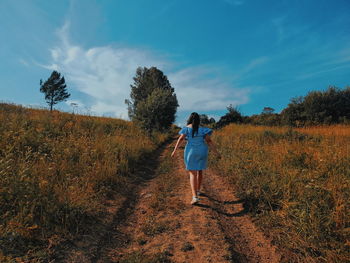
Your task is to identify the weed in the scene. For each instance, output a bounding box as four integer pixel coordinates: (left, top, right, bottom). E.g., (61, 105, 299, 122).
(0, 103, 170, 262)
(211, 124, 350, 262)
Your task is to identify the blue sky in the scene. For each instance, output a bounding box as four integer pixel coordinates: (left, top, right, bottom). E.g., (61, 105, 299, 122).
(1, 0, 349, 125)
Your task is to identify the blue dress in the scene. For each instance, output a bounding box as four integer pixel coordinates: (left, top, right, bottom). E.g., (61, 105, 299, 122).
(178, 126, 213, 171)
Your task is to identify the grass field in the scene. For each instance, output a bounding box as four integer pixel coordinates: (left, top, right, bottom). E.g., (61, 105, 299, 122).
(211, 124, 350, 263)
(0, 103, 171, 262)
(1, 102, 349, 262)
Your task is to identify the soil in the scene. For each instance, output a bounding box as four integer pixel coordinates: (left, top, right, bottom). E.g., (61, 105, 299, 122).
(63, 138, 281, 263)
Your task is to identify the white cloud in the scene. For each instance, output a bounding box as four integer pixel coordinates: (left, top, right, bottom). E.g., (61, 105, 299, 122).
(169, 67, 250, 111)
(41, 22, 168, 119)
(40, 21, 253, 119)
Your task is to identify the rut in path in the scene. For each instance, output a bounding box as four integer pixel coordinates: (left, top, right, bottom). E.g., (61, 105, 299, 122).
(65, 138, 281, 263)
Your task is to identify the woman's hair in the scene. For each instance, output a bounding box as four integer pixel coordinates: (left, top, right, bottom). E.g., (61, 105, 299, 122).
(187, 112, 200, 137)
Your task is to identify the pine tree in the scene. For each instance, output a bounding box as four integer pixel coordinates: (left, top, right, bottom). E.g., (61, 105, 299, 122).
(40, 70, 70, 111)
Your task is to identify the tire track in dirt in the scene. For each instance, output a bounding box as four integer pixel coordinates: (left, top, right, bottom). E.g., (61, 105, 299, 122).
(200, 166, 281, 263)
(61, 141, 169, 263)
(172, 145, 281, 263)
(107, 141, 232, 263)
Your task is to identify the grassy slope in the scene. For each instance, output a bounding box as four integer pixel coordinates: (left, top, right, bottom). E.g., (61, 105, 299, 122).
(0, 103, 171, 262)
(211, 124, 350, 263)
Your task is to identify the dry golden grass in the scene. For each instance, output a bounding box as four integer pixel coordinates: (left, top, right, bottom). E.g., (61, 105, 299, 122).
(211, 124, 350, 263)
(0, 103, 171, 262)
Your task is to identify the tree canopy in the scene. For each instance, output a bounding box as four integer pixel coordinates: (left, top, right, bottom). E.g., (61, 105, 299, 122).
(216, 104, 242, 128)
(40, 70, 70, 111)
(281, 86, 350, 126)
(223, 86, 350, 127)
(125, 67, 178, 132)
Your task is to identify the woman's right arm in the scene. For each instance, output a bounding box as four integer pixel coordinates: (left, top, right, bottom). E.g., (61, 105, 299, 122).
(171, 134, 185, 157)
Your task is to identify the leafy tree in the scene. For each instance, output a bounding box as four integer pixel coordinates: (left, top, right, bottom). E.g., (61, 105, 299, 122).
(200, 114, 210, 125)
(125, 66, 178, 132)
(199, 114, 216, 127)
(281, 96, 305, 126)
(209, 117, 216, 124)
(245, 113, 281, 126)
(262, 107, 275, 114)
(40, 70, 70, 111)
(281, 86, 350, 126)
(216, 104, 242, 128)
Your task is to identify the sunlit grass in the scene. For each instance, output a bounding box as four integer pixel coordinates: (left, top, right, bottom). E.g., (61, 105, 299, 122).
(0, 103, 171, 262)
(211, 124, 350, 263)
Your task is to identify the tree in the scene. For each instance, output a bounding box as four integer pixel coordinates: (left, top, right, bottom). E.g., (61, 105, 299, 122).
(40, 70, 70, 111)
(281, 86, 350, 126)
(200, 114, 210, 125)
(281, 96, 305, 126)
(216, 104, 242, 128)
(125, 67, 178, 132)
(262, 107, 275, 114)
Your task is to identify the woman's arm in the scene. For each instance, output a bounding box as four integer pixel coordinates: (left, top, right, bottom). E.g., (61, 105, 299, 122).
(205, 135, 221, 158)
(171, 134, 185, 157)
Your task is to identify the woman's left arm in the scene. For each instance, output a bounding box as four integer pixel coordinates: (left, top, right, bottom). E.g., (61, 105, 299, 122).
(171, 134, 185, 157)
(205, 134, 221, 158)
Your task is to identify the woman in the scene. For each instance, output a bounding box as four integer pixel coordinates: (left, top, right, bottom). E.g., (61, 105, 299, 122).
(171, 112, 219, 205)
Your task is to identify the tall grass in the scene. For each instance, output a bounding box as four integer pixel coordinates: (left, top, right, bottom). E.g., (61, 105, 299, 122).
(211, 124, 350, 263)
(0, 103, 170, 262)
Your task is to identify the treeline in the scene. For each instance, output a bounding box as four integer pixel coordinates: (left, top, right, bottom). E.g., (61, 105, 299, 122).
(213, 86, 350, 128)
(40, 67, 179, 134)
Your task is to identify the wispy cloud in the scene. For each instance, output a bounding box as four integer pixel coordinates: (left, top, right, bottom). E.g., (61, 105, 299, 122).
(169, 67, 251, 111)
(272, 16, 286, 43)
(18, 58, 30, 67)
(234, 56, 269, 78)
(271, 15, 311, 45)
(266, 13, 350, 83)
(297, 63, 350, 80)
(40, 21, 167, 118)
(38, 21, 253, 118)
(296, 47, 350, 80)
(223, 0, 245, 6)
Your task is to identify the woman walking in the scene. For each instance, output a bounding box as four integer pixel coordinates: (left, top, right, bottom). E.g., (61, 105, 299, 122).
(171, 112, 219, 205)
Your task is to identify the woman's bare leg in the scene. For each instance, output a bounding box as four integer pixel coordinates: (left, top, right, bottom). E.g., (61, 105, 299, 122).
(189, 170, 198, 197)
(197, 170, 203, 192)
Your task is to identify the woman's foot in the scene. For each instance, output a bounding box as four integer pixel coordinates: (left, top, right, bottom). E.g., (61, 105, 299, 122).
(191, 196, 199, 205)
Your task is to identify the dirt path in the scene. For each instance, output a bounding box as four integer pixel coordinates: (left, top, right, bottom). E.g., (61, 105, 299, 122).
(64, 139, 281, 262)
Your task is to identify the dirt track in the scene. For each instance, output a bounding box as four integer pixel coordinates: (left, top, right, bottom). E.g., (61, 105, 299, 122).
(65, 139, 281, 263)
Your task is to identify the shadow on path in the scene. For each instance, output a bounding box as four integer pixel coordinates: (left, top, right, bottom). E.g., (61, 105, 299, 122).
(55, 137, 176, 263)
(194, 193, 248, 218)
(90, 139, 174, 263)
(195, 203, 248, 217)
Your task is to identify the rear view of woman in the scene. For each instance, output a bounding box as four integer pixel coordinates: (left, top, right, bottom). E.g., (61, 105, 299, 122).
(171, 112, 219, 205)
